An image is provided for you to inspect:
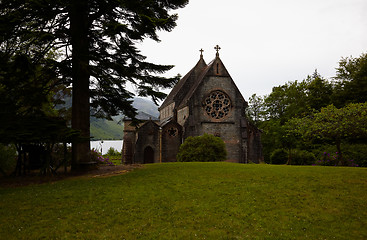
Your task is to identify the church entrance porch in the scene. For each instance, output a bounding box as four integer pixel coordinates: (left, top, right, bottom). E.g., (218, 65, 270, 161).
(143, 146, 155, 163)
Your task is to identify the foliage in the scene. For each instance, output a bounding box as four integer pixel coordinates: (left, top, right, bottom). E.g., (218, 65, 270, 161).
(288, 149, 316, 165)
(334, 52, 367, 105)
(290, 103, 367, 165)
(0, 144, 17, 175)
(90, 149, 114, 166)
(0, 54, 75, 143)
(246, 93, 265, 125)
(251, 59, 367, 164)
(338, 144, 367, 167)
(108, 156, 122, 166)
(261, 70, 332, 123)
(0, 0, 189, 166)
(252, 71, 335, 162)
(269, 148, 316, 166)
(304, 71, 333, 110)
(270, 149, 288, 164)
(106, 147, 120, 157)
(1, 163, 367, 239)
(0, 0, 188, 117)
(177, 134, 227, 162)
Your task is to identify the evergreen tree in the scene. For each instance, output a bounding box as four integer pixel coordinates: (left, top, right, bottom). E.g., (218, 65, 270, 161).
(0, 0, 188, 169)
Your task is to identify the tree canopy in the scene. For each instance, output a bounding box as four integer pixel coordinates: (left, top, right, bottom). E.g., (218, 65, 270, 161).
(289, 103, 367, 165)
(0, 0, 189, 168)
(334, 53, 367, 106)
(246, 53, 367, 166)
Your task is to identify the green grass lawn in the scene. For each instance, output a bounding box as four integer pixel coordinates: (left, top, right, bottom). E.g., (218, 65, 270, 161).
(0, 163, 366, 239)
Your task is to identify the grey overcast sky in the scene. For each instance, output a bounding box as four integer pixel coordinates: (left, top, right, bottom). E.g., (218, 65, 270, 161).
(138, 0, 367, 100)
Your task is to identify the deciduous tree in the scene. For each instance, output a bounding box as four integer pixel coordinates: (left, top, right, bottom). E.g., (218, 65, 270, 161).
(334, 53, 367, 105)
(290, 103, 367, 165)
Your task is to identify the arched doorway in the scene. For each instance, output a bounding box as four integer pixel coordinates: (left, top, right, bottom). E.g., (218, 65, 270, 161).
(143, 146, 154, 164)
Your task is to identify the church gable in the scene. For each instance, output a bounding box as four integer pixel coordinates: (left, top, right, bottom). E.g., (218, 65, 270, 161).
(177, 46, 246, 112)
(202, 46, 231, 78)
(123, 46, 263, 164)
(177, 46, 254, 162)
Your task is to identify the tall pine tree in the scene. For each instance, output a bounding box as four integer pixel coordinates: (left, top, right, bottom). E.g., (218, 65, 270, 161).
(0, 0, 188, 170)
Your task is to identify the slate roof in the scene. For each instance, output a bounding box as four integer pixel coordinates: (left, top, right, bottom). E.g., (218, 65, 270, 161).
(160, 53, 247, 111)
(159, 56, 207, 109)
(177, 56, 231, 109)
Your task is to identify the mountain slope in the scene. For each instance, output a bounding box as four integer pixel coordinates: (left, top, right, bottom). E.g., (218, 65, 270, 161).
(90, 117, 124, 140)
(132, 97, 159, 118)
(90, 97, 159, 140)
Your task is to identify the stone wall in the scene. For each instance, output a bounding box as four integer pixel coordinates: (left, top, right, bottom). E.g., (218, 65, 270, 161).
(161, 121, 182, 162)
(184, 74, 247, 162)
(133, 121, 160, 164)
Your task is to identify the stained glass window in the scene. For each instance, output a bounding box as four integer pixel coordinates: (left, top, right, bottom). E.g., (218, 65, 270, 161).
(202, 90, 231, 119)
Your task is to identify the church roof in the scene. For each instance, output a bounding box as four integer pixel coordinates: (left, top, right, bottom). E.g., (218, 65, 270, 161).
(159, 55, 207, 110)
(160, 47, 246, 111)
(177, 55, 232, 109)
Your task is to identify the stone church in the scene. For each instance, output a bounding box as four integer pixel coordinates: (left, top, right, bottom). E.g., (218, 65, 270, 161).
(122, 46, 263, 164)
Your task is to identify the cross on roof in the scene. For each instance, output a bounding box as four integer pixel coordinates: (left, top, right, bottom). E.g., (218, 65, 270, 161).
(199, 48, 204, 58)
(214, 45, 221, 57)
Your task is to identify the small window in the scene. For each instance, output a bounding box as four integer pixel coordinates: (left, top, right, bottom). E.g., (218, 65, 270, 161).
(167, 127, 177, 137)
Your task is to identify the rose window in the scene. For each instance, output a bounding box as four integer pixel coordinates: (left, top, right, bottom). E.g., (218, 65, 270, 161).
(202, 90, 231, 119)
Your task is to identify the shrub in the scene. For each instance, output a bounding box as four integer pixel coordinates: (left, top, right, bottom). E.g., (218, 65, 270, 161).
(314, 143, 367, 167)
(177, 134, 227, 162)
(289, 149, 316, 165)
(0, 144, 17, 175)
(270, 149, 287, 164)
(107, 147, 120, 156)
(343, 144, 367, 167)
(91, 148, 114, 166)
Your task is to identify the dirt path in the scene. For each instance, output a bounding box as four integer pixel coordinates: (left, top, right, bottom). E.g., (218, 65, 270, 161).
(0, 164, 143, 188)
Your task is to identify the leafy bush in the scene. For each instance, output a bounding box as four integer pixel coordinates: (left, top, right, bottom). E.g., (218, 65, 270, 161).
(177, 134, 227, 162)
(315, 151, 339, 166)
(314, 144, 366, 167)
(343, 144, 367, 167)
(107, 147, 120, 156)
(270, 149, 288, 164)
(289, 149, 316, 165)
(0, 144, 17, 175)
(91, 149, 114, 166)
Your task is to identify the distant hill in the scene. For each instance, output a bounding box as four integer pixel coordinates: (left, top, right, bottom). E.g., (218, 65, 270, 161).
(90, 97, 159, 140)
(132, 97, 159, 118)
(56, 96, 159, 140)
(90, 117, 124, 140)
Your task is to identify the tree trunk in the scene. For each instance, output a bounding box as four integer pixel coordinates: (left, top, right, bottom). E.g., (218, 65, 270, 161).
(287, 148, 292, 165)
(69, 1, 93, 170)
(336, 139, 343, 166)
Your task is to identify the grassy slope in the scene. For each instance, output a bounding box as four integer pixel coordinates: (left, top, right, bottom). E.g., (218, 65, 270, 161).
(0, 163, 366, 239)
(90, 117, 124, 140)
